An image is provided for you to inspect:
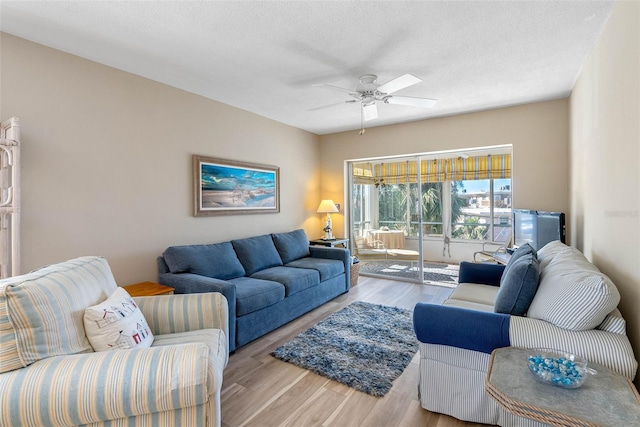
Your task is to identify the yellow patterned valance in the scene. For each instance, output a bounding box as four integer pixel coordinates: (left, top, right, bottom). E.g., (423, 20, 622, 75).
(352, 162, 375, 184)
(423, 154, 511, 182)
(355, 154, 511, 185)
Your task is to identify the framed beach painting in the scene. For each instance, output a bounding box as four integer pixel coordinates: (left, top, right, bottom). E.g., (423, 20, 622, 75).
(193, 155, 280, 216)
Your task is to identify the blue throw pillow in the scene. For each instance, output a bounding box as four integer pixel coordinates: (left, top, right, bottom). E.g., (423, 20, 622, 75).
(495, 253, 540, 316)
(163, 242, 245, 280)
(232, 234, 283, 275)
(502, 243, 536, 279)
(272, 229, 311, 264)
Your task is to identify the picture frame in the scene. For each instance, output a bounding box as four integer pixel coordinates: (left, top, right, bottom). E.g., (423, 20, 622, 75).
(193, 155, 280, 216)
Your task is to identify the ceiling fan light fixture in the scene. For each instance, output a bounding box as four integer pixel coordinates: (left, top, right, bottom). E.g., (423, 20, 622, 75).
(362, 103, 378, 121)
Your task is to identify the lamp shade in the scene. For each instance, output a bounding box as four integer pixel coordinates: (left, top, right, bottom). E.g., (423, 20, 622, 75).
(316, 199, 339, 214)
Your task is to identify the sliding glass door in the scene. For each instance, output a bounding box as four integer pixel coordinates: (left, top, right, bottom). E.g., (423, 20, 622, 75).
(348, 148, 512, 284)
(349, 157, 425, 282)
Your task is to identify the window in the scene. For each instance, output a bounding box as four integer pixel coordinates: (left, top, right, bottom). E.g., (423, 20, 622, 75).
(378, 183, 407, 231)
(375, 182, 444, 237)
(349, 148, 511, 246)
(416, 182, 444, 236)
(352, 184, 371, 237)
(451, 179, 511, 242)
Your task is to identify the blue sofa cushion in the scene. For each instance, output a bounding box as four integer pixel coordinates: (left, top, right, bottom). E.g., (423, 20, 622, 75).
(285, 257, 344, 282)
(232, 235, 283, 276)
(495, 252, 540, 316)
(229, 277, 285, 316)
(458, 261, 505, 286)
(251, 266, 320, 297)
(163, 242, 245, 280)
(272, 229, 311, 264)
(503, 243, 536, 278)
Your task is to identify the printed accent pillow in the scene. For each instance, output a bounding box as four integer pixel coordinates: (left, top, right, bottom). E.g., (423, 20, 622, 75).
(84, 287, 154, 352)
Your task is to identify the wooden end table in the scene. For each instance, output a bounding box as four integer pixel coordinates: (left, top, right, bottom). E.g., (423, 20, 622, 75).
(123, 281, 174, 297)
(485, 347, 640, 427)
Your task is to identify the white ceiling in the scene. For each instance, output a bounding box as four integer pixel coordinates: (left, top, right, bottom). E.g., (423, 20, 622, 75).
(1, 1, 614, 135)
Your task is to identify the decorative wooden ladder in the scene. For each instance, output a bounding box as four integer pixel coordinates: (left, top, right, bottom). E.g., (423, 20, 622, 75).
(0, 118, 20, 278)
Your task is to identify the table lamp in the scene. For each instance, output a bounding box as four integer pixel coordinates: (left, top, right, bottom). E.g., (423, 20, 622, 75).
(317, 199, 339, 240)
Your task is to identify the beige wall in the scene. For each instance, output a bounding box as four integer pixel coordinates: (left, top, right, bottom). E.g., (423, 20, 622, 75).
(0, 33, 321, 284)
(319, 99, 570, 246)
(570, 1, 640, 379)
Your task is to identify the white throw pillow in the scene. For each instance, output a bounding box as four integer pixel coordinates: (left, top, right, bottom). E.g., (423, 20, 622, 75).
(527, 247, 620, 331)
(84, 287, 154, 352)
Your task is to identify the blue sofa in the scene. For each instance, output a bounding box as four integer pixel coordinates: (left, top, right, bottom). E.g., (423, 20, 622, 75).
(158, 229, 350, 351)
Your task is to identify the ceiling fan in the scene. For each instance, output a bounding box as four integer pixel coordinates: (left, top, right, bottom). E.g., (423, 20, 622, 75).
(311, 73, 438, 124)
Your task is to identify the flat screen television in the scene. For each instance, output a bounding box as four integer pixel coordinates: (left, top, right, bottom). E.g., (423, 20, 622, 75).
(512, 209, 566, 251)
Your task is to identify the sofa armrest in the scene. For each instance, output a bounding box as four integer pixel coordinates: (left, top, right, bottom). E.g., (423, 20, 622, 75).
(413, 303, 510, 354)
(0, 343, 214, 426)
(158, 272, 236, 351)
(135, 292, 229, 348)
(309, 246, 351, 289)
(458, 261, 505, 286)
(510, 316, 638, 380)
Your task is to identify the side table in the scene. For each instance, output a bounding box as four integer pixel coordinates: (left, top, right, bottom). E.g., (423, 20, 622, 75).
(123, 281, 174, 297)
(309, 238, 349, 248)
(485, 347, 640, 427)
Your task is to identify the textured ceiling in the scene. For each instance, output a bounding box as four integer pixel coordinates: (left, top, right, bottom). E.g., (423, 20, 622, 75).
(1, 1, 614, 135)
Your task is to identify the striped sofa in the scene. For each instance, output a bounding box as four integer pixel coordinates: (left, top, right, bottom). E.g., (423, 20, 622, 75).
(413, 241, 637, 426)
(0, 256, 228, 427)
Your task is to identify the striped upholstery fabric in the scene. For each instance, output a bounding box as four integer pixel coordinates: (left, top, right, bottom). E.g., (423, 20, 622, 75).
(597, 308, 627, 334)
(84, 406, 207, 427)
(153, 329, 227, 395)
(536, 239, 568, 272)
(0, 343, 211, 426)
(510, 316, 638, 380)
(527, 247, 620, 331)
(0, 257, 116, 373)
(0, 258, 229, 427)
(135, 292, 229, 365)
(418, 343, 548, 427)
(415, 242, 637, 426)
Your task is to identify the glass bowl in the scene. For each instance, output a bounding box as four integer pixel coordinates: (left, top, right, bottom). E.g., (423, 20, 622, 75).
(527, 349, 597, 389)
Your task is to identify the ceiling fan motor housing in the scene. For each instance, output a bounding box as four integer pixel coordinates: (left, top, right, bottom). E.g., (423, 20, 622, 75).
(356, 74, 381, 97)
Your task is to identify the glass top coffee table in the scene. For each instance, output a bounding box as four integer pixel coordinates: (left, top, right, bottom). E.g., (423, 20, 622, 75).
(485, 347, 640, 427)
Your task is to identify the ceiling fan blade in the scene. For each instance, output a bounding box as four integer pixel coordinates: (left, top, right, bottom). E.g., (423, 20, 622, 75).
(312, 83, 357, 95)
(307, 100, 357, 111)
(385, 95, 438, 108)
(377, 73, 422, 95)
(362, 103, 378, 121)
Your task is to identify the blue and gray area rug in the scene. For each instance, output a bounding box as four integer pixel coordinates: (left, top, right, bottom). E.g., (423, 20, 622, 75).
(271, 301, 418, 397)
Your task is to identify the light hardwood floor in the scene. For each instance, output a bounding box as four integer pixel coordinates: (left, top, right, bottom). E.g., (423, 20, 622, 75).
(220, 275, 487, 427)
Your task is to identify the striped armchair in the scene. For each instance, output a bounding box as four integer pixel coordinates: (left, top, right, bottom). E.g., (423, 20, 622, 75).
(0, 257, 228, 427)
